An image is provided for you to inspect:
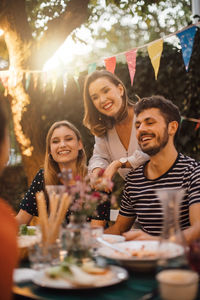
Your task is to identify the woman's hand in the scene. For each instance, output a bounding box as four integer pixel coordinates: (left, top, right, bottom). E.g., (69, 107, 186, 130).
(90, 167, 113, 192)
(123, 230, 158, 241)
(103, 160, 122, 181)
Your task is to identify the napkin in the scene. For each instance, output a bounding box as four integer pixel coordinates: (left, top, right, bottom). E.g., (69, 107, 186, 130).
(13, 268, 37, 283)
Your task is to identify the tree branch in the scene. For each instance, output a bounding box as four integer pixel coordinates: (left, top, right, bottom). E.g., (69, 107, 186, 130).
(34, 0, 90, 69)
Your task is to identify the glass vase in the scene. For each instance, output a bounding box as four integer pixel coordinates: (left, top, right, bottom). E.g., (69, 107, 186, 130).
(61, 215, 92, 262)
(156, 189, 189, 271)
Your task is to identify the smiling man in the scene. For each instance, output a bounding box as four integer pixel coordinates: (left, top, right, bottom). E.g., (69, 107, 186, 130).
(105, 95, 200, 244)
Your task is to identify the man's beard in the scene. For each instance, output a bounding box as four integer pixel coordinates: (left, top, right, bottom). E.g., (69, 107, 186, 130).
(140, 130, 169, 156)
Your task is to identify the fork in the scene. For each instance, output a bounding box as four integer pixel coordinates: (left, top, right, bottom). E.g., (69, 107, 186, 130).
(97, 237, 132, 257)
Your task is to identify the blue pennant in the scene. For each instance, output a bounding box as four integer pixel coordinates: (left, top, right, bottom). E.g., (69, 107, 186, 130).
(177, 26, 197, 71)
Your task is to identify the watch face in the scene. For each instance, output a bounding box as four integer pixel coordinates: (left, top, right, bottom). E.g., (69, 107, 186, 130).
(120, 157, 127, 164)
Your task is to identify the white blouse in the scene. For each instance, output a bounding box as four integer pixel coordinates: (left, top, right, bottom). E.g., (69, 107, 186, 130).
(88, 116, 149, 179)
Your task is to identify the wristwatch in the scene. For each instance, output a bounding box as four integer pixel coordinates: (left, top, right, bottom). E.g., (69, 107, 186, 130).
(119, 157, 128, 168)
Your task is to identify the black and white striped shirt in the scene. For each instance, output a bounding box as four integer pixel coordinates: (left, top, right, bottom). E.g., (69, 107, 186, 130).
(119, 153, 200, 236)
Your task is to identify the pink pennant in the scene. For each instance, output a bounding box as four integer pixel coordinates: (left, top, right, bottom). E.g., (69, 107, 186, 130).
(195, 122, 200, 131)
(104, 56, 116, 74)
(125, 49, 137, 86)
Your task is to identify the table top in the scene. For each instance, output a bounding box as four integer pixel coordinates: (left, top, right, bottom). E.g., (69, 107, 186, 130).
(13, 265, 159, 300)
(13, 261, 200, 300)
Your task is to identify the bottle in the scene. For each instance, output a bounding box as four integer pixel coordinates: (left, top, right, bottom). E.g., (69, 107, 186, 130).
(156, 189, 189, 272)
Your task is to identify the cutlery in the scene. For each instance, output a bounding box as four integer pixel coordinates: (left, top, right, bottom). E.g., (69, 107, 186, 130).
(97, 237, 132, 257)
(137, 288, 158, 300)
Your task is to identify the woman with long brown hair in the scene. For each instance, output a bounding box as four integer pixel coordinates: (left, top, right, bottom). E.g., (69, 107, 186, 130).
(83, 70, 149, 186)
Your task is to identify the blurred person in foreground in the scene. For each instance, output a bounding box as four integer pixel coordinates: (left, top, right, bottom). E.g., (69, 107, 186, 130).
(0, 99, 18, 300)
(105, 95, 200, 245)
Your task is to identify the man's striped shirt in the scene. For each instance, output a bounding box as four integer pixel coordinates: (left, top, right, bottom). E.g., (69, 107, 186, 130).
(119, 153, 200, 236)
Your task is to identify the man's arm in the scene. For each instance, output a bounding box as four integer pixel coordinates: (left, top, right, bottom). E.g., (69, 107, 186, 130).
(105, 214, 135, 235)
(183, 203, 200, 245)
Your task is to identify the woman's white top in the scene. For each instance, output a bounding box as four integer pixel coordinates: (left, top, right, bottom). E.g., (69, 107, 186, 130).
(88, 116, 149, 179)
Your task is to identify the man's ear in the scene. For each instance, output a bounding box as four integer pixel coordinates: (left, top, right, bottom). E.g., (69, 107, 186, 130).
(168, 121, 179, 136)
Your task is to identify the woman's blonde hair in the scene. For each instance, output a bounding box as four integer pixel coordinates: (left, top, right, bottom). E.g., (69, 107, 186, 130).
(44, 120, 87, 185)
(83, 70, 134, 137)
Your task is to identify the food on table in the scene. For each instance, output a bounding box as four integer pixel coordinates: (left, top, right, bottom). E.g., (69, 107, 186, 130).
(112, 244, 158, 259)
(46, 258, 111, 287)
(18, 225, 41, 260)
(19, 224, 36, 236)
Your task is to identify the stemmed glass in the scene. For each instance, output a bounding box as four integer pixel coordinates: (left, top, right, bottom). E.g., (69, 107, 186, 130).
(156, 189, 189, 271)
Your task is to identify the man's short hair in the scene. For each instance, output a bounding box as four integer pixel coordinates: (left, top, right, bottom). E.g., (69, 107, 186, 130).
(135, 95, 181, 141)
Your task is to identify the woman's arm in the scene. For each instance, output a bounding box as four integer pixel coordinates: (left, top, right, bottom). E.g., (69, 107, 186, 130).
(15, 209, 33, 226)
(103, 150, 149, 181)
(88, 136, 112, 174)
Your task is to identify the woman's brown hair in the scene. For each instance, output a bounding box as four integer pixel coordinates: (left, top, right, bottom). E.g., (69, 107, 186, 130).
(83, 70, 134, 137)
(44, 120, 87, 185)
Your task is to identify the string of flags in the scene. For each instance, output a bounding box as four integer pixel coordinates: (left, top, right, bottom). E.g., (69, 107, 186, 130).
(0, 22, 199, 129)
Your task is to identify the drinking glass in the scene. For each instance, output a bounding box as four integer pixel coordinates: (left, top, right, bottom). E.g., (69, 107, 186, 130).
(188, 239, 200, 274)
(28, 242, 61, 270)
(156, 189, 189, 271)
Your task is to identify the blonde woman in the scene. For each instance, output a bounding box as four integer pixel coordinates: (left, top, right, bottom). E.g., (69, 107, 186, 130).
(16, 120, 87, 225)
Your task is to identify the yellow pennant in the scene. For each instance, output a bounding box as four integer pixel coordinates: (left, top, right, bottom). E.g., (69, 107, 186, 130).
(147, 39, 163, 80)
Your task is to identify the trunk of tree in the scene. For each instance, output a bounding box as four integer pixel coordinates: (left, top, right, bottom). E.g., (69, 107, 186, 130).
(0, 0, 89, 184)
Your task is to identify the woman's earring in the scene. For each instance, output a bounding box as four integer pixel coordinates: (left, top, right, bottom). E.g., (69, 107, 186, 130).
(99, 114, 102, 121)
(48, 153, 53, 160)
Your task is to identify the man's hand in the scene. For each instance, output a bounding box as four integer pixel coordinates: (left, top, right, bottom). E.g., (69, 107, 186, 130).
(123, 230, 158, 241)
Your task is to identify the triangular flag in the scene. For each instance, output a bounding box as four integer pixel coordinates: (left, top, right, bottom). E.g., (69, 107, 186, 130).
(125, 49, 137, 86)
(176, 26, 197, 71)
(33, 73, 38, 90)
(63, 72, 68, 95)
(88, 63, 96, 74)
(147, 39, 163, 80)
(74, 69, 80, 93)
(195, 122, 200, 131)
(104, 56, 116, 73)
(42, 72, 48, 92)
(25, 72, 31, 91)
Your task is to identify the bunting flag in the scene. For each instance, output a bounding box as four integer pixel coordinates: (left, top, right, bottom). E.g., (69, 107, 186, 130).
(147, 39, 163, 80)
(51, 71, 58, 93)
(33, 73, 38, 90)
(73, 69, 80, 93)
(0, 23, 199, 97)
(195, 122, 200, 131)
(63, 72, 68, 94)
(25, 72, 31, 91)
(125, 49, 137, 86)
(42, 72, 48, 92)
(176, 26, 197, 71)
(88, 62, 96, 74)
(0, 71, 9, 89)
(104, 56, 116, 73)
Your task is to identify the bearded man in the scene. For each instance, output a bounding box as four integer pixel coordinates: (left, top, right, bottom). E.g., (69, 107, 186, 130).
(105, 95, 200, 245)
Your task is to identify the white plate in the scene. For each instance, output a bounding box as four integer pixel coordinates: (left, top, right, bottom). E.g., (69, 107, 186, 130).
(18, 226, 41, 248)
(13, 268, 37, 283)
(98, 240, 184, 272)
(102, 234, 125, 244)
(32, 265, 128, 289)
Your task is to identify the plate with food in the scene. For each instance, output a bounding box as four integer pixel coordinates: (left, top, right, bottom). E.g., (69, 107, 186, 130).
(32, 259, 128, 289)
(98, 240, 184, 272)
(101, 234, 125, 244)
